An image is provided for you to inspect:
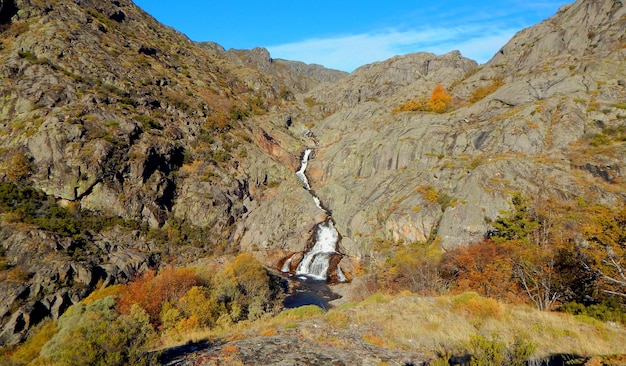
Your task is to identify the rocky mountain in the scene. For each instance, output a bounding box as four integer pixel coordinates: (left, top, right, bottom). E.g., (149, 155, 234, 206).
(0, 0, 625, 351)
(238, 0, 626, 260)
(0, 0, 325, 345)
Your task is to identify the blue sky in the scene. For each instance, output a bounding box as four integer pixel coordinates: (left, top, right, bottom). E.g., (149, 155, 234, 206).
(133, 1, 571, 72)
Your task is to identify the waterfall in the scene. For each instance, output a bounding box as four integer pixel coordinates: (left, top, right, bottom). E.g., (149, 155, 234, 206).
(285, 148, 343, 281)
(281, 257, 293, 273)
(295, 220, 339, 280)
(296, 148, 313, 190)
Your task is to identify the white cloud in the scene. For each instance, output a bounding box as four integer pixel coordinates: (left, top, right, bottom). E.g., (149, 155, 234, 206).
(266, 23, 522, 72)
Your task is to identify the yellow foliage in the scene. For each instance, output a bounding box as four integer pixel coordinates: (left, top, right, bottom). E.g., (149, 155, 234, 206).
(451, 292, 503, 320)
(10, 319, 58, 365)
(394, 85, 453, 113)
(82, 284, 123, 304)
(177, 286, 221, 328)
(429, 84, 452, 113)
(394, 98, 428, 113)
(363, 332, 386, 347)
(177, 315, 200, 332)
(469, 79, 505, 103)
(221, 344, 239, 354)
(179, 159, 204, 175)
(222, 253, 269, 299)
(415, 186, 439, 203)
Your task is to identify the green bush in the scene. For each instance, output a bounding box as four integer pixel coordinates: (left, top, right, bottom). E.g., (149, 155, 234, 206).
(467, 334, 536, 366)
(39, 297, 156, 366)
(18, 50, 46, 64)
(0, 182, 136, 238)
(560, 300, 626, 324)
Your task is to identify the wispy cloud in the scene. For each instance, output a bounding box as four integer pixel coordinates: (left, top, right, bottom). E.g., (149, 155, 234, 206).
(266, 22, 521, 72)
(266, 0, 569, 72)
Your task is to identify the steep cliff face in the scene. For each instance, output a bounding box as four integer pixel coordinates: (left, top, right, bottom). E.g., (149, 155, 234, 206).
(238, 0, 626, 262)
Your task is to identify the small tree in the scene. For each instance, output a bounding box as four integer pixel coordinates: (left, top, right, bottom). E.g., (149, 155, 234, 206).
(429, 84, 452, 113)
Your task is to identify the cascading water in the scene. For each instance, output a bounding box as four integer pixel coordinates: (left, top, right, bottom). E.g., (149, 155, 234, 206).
(284, 148, 344, 281)
(296, 149, 313, 190)
(295, 220, 339, 280)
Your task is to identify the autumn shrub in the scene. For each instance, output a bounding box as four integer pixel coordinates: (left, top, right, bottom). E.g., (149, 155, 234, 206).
(469, 79, 505, 103)
(215, 253, 284, 321)
(118, 267, 200, 324)
(442, 240, 519, 302)
(394, 84, 453, 113)
(82, 284, 123, 304)
(451, 292, 503, 321)
(221, 344, 239, 354)
(395, 98, 429, 112)
(576, 202, 626, 307)
(174, 286, 223, 329)
(3, 151, 33, 182)
(416, 185, 439, 204)
(260, 328, 277, 336)
(382, 241, 448, 295)
(363, 333, 386, 347)
(429, 84, 453, 113)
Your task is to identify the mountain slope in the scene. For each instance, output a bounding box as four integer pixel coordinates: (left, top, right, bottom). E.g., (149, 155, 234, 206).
(0, 0, 334, 345)
(238, 0, 626, 265)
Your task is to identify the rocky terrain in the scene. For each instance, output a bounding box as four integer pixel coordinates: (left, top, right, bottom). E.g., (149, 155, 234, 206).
(0, 0, 625, 358)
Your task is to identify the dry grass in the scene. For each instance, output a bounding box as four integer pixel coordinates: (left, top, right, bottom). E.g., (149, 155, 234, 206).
(325, 292, 626, 359)
(152, 292, 626, 362)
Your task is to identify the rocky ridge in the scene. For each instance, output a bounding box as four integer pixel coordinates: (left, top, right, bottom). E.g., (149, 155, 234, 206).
(0, 0, 319, 345)
(237, 0, 626, 263)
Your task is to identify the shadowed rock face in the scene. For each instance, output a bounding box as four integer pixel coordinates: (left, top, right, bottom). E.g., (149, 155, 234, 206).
(0, 0, 18, 24)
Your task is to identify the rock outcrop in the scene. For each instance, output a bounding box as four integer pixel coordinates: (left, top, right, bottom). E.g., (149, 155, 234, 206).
(238, 0, 626, 259)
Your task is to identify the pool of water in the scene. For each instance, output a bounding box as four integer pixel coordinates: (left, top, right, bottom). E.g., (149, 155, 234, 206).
(282, 275, 340, 310)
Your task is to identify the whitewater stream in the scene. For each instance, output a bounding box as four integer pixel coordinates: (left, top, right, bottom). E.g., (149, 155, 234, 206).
(282, 148, 345, 282)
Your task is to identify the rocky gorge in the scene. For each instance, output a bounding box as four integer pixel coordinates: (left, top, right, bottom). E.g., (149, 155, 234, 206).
(0, 0, 625, 362)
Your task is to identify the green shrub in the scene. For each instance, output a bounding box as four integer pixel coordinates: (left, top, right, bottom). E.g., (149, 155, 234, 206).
(0, 182, 136, 237)
(275, 305, 324, 320)
(40, 297, 156, 365)
(18, 50, 46, 64)
(613, 102, 626, 109)
(468, 334, 506, 366)
(213, 149, 229, 163)
(560, 300, 626, 324)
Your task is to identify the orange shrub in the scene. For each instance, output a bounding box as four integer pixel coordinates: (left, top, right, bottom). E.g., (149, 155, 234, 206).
(429, 84, 452, 113)
(118, 267, 200, 324)
(442, 240, 520, 302)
